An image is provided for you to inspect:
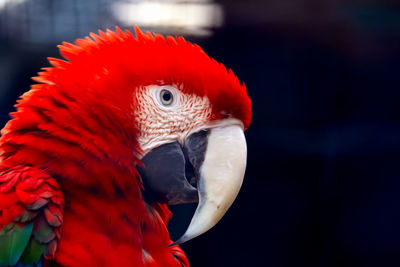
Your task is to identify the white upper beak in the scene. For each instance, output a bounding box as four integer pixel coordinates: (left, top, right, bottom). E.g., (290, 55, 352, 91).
(174, 123, 247, 244)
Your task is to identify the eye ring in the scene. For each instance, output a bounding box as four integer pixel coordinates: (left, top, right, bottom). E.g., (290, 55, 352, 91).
(160, 89, 174, 106)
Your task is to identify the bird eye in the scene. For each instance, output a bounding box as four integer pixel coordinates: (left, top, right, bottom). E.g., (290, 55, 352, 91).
(160, 89, 174, 106)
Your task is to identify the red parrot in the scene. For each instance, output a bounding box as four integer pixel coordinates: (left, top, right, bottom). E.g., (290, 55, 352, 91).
(0, 26, 251, 266)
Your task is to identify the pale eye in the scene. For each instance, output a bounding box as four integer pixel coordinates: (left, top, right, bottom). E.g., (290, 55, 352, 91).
(160, 89, 173, 106)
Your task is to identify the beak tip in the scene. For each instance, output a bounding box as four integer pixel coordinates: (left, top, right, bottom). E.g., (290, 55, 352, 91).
(168, 242, 178, 247)
(169, 236, 188, 247)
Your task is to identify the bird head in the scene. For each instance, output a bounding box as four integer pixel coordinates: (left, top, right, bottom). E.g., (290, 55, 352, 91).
(14, 26, 251, 245)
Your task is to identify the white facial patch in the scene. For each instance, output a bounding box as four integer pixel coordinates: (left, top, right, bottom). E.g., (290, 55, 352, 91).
(134, 85, 213, 156)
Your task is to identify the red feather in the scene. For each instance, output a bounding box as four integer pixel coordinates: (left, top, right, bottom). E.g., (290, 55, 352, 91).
(0, 26, 251, 266)
(0, 167, 64, 263)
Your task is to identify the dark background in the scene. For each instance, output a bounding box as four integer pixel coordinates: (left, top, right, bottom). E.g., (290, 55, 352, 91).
(1, 0, 400, 266)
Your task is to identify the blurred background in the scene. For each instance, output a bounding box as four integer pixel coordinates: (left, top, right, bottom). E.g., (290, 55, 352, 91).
(1, 0, 400, 266)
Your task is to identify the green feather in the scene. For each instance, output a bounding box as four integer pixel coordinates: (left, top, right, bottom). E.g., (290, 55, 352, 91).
(19, 238, 46, 265)
(0, 222, 33, 266)
(33, 216, 55, 243)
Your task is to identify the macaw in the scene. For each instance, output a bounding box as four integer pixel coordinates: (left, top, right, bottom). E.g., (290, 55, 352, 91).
(0, 26, 251, 266)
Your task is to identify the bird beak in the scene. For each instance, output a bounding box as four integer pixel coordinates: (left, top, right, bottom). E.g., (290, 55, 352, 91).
(138, 119, 247, 244)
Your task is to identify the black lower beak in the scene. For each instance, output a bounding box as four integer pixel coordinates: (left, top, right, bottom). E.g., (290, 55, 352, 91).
(138, 130, 209, 205)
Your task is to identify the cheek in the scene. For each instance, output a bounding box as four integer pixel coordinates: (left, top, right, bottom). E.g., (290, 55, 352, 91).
(134, 90, 213, 151)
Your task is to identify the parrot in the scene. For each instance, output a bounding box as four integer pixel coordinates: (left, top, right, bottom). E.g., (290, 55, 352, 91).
(0, 26, 251, 266)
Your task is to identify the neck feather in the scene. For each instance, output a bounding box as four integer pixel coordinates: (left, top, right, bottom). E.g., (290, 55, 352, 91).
(0, 85, 140, 197)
